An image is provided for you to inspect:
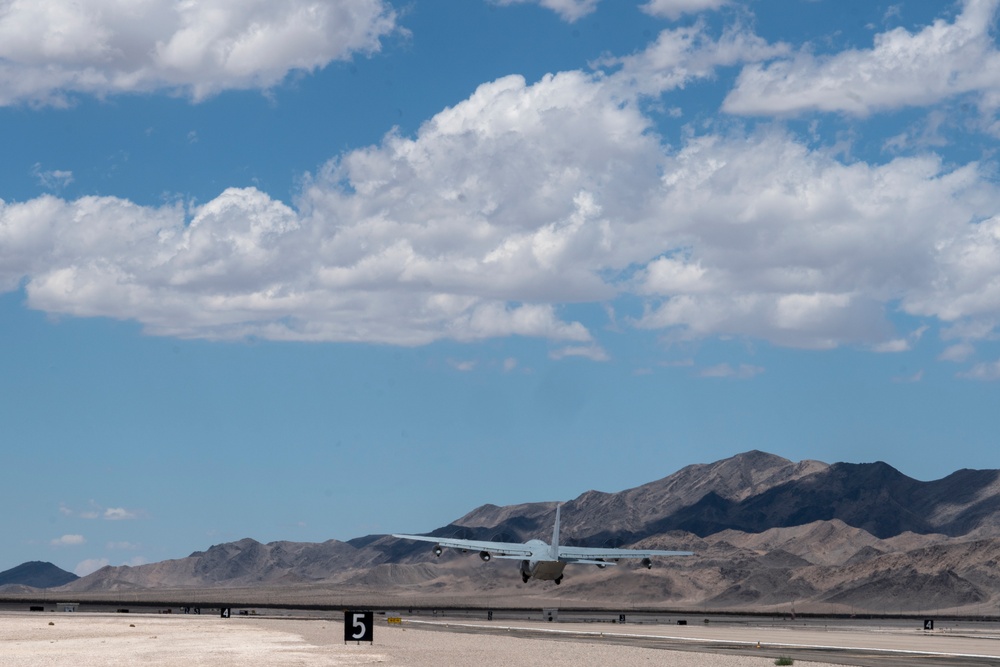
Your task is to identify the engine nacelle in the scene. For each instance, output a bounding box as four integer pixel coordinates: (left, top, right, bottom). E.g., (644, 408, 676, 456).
(433, 545, 443, 557)
(641, 557, 653, 569)
(479, 551, 492, 562)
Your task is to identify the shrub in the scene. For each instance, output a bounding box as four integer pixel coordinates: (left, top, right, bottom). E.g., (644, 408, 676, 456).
(774, 658, 794, 666)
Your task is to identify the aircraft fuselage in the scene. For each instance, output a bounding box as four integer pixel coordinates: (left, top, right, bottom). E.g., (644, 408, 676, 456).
(522, 559, 567, 581)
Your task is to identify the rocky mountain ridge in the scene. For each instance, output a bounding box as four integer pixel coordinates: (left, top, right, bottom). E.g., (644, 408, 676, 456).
(9, 451, 1000, 614)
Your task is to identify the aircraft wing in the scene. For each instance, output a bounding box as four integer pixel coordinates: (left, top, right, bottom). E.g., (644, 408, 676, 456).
(557, 546, 694, 562)
(392, 534, 535, 559)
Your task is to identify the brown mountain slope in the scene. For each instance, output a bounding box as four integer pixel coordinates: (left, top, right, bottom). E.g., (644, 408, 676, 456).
(47, 451, 1000, 615)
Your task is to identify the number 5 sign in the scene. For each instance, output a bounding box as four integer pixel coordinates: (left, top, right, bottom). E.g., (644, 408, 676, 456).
(344, 611, 374, 644)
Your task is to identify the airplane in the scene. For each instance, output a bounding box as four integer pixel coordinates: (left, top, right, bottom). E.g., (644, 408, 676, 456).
(393, 505, 693, 584)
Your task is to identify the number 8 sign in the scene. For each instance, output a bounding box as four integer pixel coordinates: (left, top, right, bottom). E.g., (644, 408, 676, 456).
(344, 611, 374, 644)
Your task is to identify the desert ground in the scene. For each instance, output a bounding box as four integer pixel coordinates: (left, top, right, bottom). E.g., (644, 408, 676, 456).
(0, 611, 857, 667)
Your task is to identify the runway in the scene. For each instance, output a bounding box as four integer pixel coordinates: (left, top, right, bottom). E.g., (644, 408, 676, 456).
(3, 608, 1000, 666)
(406, 615, 1000, 667)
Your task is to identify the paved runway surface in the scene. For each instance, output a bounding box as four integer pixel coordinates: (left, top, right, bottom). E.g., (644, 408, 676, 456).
(3, 610, 1000, 666)
(408, 615, 1000, 667)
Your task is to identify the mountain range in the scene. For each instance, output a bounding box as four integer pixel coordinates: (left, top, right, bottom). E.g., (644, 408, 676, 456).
(0, 561, 78, 589)
(6, 451, 1000, 614)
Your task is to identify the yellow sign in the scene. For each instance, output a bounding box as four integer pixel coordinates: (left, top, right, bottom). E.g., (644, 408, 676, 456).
(387, 617, 402, 625)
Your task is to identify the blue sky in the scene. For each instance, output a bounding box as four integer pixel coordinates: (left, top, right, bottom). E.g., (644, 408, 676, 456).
(3, 0, 1000, 576)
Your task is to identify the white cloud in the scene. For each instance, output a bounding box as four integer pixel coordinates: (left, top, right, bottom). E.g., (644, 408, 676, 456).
(700, 363, 764, 379)
(5, 70, 648, 346)
(959, 359, 1000, 380)
(873, 338, 911, 353)
(872, 325, 928, 353)
(74, 558, 108, 577)
(603, 22, 789, 98)
(6, 25, 1000, 356)
(492, 0, 599, 22)
(103, 507, 139, 521)
(902, 216, 1000, 323)
(57, 501, 141, 521)
(448, 359, 477, 372)
(31, 164, 73, 190)
(631, 130, 1000, 348)
(724, 0, 1000, 117)
(51, 534, 85, 547)
(549, 345, 610, 361)
(940, 342, 976, 362)
(640, 0, 730, 20)
(0, 0, 397, 105)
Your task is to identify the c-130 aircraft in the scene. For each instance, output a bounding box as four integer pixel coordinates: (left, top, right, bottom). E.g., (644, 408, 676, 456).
(393, 505, 693, 584)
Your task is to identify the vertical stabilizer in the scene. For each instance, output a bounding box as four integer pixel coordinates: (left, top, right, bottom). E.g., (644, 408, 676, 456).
(550, 504, 561, 560)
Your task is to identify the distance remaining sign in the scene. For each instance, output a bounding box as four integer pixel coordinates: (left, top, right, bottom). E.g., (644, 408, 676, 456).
(344, 611, 374, 643)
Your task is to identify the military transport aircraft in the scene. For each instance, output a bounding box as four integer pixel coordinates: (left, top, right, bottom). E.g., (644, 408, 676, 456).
(393, 505, 693, 584)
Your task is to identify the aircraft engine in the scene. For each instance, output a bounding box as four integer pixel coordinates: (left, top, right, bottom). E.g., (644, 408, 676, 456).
(641, 557, 652, 569)
(479, 551, 492, 562)
(433, 545, 443, 557)
(596, 559, 607, 569)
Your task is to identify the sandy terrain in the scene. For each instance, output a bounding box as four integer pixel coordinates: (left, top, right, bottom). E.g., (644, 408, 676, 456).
(0, 612, 847, 667)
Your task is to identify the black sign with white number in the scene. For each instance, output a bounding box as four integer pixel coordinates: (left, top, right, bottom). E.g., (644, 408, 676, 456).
(221, 608, 231, 618)
(344, 611, 374, 643)
(924, 619, 934, 631)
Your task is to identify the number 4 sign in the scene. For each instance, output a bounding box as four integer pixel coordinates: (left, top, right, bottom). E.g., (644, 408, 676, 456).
(344, 611, 374, 644)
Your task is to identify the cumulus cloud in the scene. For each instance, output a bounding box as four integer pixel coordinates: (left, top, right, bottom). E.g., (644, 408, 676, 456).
(602, 22, 788, 98)
(633, 132, 1000, 348)
(724, 0, 1000, 117)
(640, 0, 730, 20)
(51, 534, 85, 547)
(0, 0, 397, 105)
(5, 15, 1000, 356)
(492, 0, 599, 22)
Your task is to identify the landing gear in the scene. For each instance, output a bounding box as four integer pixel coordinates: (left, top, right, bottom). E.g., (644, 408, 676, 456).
(521, 572, 530, 583)
(554, 576, 563, 585)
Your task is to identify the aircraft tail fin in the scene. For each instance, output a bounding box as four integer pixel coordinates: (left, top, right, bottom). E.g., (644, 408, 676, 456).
(551, 504, 561, 560)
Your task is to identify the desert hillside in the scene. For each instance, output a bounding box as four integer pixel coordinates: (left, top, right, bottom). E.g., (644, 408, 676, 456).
(8, 451, 1000, 615)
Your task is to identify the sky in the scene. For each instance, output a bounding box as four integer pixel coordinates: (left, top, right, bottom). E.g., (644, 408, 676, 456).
(2, 0, 1000, 577)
